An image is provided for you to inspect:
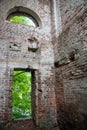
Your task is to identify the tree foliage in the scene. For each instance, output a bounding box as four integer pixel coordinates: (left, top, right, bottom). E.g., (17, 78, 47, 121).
(12, 70, 32, 119)
(9, 15, 36, 27)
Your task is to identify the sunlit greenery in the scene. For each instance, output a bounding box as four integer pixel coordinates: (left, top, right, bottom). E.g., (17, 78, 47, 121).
(9, 15, 36, 27)
(12, 70, 32, 119)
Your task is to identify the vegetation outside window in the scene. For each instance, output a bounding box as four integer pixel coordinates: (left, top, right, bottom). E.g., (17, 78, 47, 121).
(12, 70, 32, 119)
(8, 13, 38, 27)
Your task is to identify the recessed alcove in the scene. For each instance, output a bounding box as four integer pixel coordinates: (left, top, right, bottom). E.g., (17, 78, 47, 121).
(28, 37, 39, 52)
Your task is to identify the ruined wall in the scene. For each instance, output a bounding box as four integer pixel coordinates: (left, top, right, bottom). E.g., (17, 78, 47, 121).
(59, 0, 86, 30)
(0, 0, 57, 126)
(55, 0, 87, 115)
(0, 0, 87, 128)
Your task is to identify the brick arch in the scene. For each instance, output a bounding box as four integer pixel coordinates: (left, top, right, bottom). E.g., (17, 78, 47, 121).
(6, 6, 42, 27)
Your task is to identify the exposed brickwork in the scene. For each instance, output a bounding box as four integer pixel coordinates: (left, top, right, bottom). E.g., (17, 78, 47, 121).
(0, 0, 87, 129)
(54, 1, 87, 117)
(0, 0, 57, 127)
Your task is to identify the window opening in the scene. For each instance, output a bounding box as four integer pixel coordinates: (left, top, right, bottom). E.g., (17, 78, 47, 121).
(12, 70, 32, 119)
(8, 12, 38, 27)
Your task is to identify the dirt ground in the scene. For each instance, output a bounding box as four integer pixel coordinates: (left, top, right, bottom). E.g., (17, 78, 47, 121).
(2, 119, 60, 130)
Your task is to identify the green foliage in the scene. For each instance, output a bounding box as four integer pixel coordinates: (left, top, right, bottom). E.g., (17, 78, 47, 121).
(12, 70, 32, 119)
(9, 15, 36, 27)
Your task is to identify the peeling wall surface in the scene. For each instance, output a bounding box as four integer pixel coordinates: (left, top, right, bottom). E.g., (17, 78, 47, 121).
(0, 0, 87, 127)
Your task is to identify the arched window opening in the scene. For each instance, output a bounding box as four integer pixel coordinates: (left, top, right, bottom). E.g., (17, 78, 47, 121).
(6, 6, 42, 27)
(7, 12, 38, 27)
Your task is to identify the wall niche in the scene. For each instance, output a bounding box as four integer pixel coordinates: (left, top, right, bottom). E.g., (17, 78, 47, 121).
(9, 42, 21, 51)
(28, 37, 39, 52)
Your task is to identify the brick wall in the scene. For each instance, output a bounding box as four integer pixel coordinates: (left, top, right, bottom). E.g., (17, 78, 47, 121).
(0, 0, 57, 127)
(55, 1, 87, 115)
(0, 0, 87, 128)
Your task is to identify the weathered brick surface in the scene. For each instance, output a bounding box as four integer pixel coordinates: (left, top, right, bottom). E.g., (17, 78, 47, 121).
(54, 1, 87, 114)
(0, 0, 57, 127)
(59, 0, 86, 30)
(0, 0, 87, 129)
